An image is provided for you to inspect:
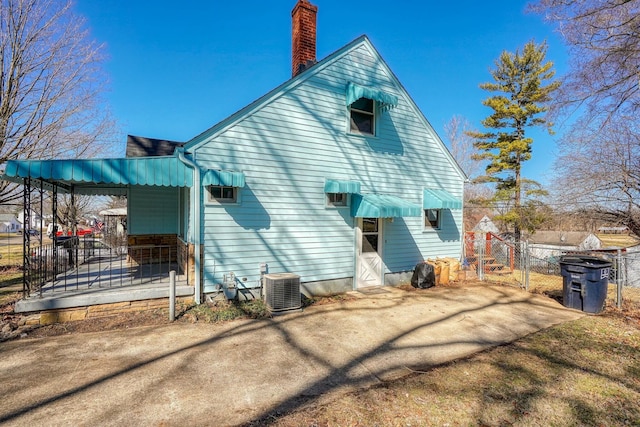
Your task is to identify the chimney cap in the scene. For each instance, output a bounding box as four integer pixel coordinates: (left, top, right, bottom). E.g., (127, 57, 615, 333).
(291, 0, 318, 14)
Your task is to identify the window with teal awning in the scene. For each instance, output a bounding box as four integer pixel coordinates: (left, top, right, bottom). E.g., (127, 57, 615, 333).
(423, 188, 462, 210)
(345, 82, 398, 112)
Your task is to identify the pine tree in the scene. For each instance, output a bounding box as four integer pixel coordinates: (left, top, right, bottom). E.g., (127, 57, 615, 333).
(470, 40, 560, 241)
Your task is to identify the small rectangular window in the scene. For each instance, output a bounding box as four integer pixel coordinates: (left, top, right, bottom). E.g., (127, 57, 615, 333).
(425, 209, 441, 229)
(208, 185, 237, 203)
(350, 97, 375, 135)
(327, 193, 347, 207)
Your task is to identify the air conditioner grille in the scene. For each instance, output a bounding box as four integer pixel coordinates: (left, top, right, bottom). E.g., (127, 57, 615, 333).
(263, 273, 301, 312)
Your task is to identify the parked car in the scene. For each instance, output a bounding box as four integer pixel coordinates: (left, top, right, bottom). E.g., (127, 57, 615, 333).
(17, 229, 39, 236)
(46, 223, 93, 238)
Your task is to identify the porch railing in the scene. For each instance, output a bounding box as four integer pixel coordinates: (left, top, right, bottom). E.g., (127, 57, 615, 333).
(24, 235, 183, 297)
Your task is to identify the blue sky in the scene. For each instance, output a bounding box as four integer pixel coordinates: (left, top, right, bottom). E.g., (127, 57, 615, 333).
(75, 0, 567, 185)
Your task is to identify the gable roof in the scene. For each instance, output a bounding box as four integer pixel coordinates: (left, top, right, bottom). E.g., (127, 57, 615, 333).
(126, 135, 184, 157)
(183, 35, 466, 180)
(528, 231, 600, 246)
(473, 215, 500, 234)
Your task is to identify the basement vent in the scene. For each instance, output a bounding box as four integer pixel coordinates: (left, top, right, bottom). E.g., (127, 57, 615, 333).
(263, 273, 301, 313)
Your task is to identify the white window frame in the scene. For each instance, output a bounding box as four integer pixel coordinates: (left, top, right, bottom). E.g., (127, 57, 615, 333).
(349, 98, 376, 136)
(207, 185, 239, 204)
(424, 208, 441, 230)
(326, 192, 348, 208)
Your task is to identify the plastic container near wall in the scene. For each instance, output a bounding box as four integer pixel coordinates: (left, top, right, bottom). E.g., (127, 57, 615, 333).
(427, 260, 441, 285)
(559, 255, 611, 314)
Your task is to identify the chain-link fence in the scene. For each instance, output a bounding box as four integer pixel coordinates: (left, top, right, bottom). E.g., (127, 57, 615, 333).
(464, 232, 526, 288)
(465, 232, 640, 308)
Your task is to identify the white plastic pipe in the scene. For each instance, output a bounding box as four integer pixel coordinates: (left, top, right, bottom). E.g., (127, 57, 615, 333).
(176, 148, 201, 304)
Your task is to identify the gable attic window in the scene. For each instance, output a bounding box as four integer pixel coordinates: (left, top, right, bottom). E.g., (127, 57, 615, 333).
(345, 82, 398, 136)
(350, 98, 375, 135)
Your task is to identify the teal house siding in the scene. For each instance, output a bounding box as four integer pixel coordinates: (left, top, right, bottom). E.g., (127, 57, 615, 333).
(128, 186, 180, 235)
(188, 36, 465, 294)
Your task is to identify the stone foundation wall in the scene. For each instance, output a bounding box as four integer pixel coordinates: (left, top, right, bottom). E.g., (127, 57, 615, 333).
(28, 296, 195, 326)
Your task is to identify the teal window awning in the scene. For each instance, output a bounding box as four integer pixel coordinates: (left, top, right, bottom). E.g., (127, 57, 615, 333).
(346, 82, 398, 111)
(423, 188, 462, 210)
(2, 156, 193, 194)
(351, 194, 422, 218)
(324, 179, 360, 194)
(202, 170, 245, 187)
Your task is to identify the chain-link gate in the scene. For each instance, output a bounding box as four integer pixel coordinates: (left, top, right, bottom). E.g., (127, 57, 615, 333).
(464, 232, 526, 288)
(466, 232, 639, 308)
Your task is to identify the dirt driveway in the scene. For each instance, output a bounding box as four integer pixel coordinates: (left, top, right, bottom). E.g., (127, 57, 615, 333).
(0, 284, 582, 426)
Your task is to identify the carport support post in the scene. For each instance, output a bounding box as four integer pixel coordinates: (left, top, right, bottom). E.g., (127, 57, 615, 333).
(22, 178, 31, 298)
(169, 270, 176, 321)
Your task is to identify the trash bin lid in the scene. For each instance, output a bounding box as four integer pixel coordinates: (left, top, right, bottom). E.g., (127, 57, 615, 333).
(559, 255, 611, 268)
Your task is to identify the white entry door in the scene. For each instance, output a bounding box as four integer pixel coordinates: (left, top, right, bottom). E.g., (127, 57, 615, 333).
(356, 217, 383, 288)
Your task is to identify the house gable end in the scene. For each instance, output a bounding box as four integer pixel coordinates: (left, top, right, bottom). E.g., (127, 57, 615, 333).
(184, 34, 465, 183)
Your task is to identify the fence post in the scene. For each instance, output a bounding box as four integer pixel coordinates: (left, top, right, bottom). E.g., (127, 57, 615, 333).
(524, 241, 530, 292)
(478, 240, 485, 281)
(509, 245, 515, 272)
(169, 270, 176, 321)
(616, 249, 623, 309)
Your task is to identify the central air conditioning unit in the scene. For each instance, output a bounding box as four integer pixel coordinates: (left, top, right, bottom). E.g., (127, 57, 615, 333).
(263, 273, 302, 313)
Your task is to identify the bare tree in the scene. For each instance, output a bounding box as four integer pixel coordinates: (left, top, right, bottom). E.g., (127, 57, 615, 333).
(551, 116, 640, 234)
(531, 0, 640, 234)
(445, 115, 485, 179)
(530, 0, 640, 124)
(444, 115, 495, 231)
(0, 0, 116, 204)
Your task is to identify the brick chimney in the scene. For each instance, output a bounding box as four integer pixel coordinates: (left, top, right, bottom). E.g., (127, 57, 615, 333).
(291, 0, 318, 77)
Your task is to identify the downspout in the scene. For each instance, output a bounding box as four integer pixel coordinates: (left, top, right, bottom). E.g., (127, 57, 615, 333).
(176, 148, 202, 304)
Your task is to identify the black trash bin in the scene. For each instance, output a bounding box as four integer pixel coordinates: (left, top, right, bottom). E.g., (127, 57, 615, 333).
(559, 255, 611, 314)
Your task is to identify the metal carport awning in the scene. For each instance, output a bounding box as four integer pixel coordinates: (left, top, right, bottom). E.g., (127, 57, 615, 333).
(2, 156, 193, 195)
(351, 194, 422, 218)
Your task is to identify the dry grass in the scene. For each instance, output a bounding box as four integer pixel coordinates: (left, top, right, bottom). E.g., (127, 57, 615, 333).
(0, 243, 24, 266)
(253, 283, 640, 427)
(0, 271, 22, 306)
(262, 316, 640, 426)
